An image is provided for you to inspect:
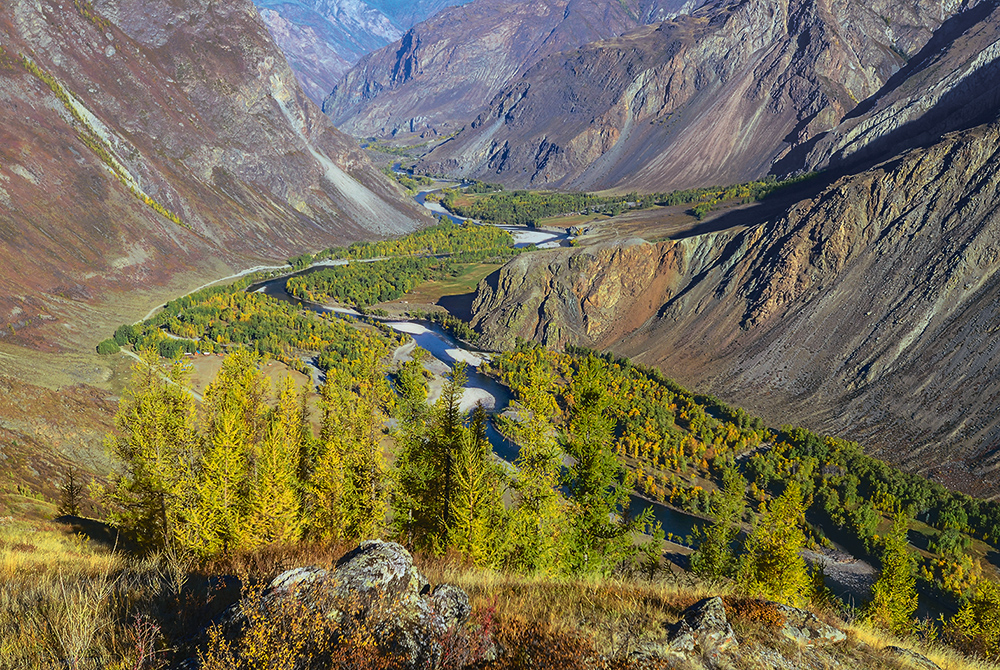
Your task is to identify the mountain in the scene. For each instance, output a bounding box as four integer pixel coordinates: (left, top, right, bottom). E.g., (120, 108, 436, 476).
(322, 0, 707, 141)
(415, 0, 980, 190)
(0, 0, 426, 357)
(468, 1, 1000, 496)
(256, 0, 470, 103)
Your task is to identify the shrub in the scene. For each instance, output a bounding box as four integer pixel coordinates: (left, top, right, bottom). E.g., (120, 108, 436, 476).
(97, 339, 120, 355)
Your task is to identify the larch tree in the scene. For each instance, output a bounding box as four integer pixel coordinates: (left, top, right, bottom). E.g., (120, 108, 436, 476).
(450, 402, 509, 567)
(101, 349, 198, 552)
(737, 480, 812, 606)
(248, 376, 304, 545)
(333, 351, 392, 540)
(505, 363, 567, 574)
(185, 351, 271, 556)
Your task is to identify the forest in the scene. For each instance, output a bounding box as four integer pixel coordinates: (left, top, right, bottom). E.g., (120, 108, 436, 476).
(487, 343, 1000, 653)
(442, 174, 815, 226)
(104, 277, 402, 376)
(285, 222, 521, 308)
(85, 244, 1000, 664)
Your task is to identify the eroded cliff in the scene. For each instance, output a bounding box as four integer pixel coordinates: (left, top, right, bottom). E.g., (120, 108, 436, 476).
(472, 119, 1000, 495)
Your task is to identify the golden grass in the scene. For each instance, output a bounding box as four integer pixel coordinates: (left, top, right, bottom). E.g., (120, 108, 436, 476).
(848, 623, 1000, 670)
(3, 520, 1000, 670)
(0, 518, 123, 582)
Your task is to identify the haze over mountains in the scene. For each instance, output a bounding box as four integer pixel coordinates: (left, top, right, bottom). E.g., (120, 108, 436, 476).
(255, 0, 470, 102)
(322, 0, 709, 142)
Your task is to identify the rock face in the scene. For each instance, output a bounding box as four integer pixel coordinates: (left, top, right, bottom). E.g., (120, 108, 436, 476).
(255, 0, 467, 103)
(471, 115, 1000, 496)
(794, 0, 1000, 176)
(323, 0, 706, 141)
(0, 0, 426, 353)
(416, 0, 980, 190)
(634, 597, 846, 668)
(775, 604, 846, 646)
(245, 540, 475, 667)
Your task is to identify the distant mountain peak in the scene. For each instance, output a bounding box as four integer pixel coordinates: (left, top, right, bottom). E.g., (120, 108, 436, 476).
(255, 0, 469, 103)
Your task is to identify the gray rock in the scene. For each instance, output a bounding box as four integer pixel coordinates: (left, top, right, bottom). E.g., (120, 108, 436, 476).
(774, 604, 847, 646)
(634, 596, 738, 668)
(430, 583, 471, 629)
(228, 540, 479, 669)
(884, 646, 942, 670)
(669, 597, 739, 659)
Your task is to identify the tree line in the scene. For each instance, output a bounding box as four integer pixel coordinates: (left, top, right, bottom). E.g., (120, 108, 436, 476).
(441, 174, 817, 226)
(488, 342, 1000, 653)
(100, 349, 657, 579)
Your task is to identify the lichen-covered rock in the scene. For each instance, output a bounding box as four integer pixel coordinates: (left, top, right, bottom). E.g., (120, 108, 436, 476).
(669, 597, 739, 660)
(775, 604, 847, 646)
(430, 583, 471, 629)
(331, 540, 430, 615)
(635, 596, 738, 668)
(231, 540, 477, 669)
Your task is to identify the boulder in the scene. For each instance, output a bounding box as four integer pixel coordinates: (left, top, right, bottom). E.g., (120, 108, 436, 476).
(227, 540, 477, 668)
(634, 596, 739, 668)
(668, 597, 739, 659)
(774, 604, 847, 646)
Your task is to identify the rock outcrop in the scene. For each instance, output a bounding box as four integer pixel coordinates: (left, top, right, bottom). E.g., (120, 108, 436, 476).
(0, 0, 426, 354)
(323, 0, 705, 141)
(229, 540, 477, 668)
(471, 116, 1000, 496)
(791, 0, 1000, 175)
(634, 597, 846, 668)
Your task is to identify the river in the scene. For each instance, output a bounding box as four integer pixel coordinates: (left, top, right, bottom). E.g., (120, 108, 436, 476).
(247, 268, 707, 541)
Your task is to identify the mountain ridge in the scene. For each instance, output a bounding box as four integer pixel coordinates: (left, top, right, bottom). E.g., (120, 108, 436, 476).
(0, 0, 427, 356)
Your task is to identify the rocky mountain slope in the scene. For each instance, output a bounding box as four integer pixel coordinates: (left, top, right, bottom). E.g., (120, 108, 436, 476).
(415, 0, 982, 190)
(470, 81, 1000, 495)
(322, 0, 707, 141)
(255, 0, 468, 103)
(0, 0, 426, 356)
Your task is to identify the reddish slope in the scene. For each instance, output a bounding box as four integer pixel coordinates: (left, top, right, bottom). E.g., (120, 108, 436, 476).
(0, 0, 426, 352)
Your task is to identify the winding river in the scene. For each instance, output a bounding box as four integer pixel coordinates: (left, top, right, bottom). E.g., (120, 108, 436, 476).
(247, 267, 706, 542)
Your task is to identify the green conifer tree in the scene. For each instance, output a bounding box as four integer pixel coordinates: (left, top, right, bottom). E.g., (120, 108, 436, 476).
(690, 469, 747, 580)
(561, 358, 650, 576)
(865, 510, 918, 635)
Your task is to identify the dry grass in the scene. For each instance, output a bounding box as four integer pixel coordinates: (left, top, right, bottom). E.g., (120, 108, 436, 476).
(848, 623, 1000, 670)
(3, 520, 1000, 670)
(414, 552, 724, 659)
